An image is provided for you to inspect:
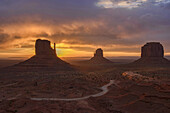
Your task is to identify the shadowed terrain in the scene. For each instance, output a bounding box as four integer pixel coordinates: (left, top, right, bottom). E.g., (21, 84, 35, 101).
(0, 65, 170, 113)
(0, 41, 170, 113)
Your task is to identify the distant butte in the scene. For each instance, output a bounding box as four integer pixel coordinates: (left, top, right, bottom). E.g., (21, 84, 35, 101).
(11, 39, 74, 71)
(87, 48, 113, 64)
(133, 42, 170, 66)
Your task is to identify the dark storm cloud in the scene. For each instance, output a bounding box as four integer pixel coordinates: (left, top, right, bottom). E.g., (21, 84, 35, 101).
(0, 0, 99, 21)
(0, 0, 170, 53)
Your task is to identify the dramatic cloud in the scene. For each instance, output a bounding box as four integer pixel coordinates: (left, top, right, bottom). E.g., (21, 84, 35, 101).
(0, 0, 170, 58)
(96, 0, 170, 9)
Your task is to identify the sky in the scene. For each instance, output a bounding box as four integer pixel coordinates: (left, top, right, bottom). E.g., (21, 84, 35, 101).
(0, 0, 170, 59)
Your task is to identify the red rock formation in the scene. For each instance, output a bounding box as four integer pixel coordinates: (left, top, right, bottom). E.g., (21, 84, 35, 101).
(94, 48, 103, 57)
(88, 48, 112, 64)
(133, 42, 170, 66)
(35, 39, 56, 56)
(141, 42, 164, 58)
(11, 39, 74, 71)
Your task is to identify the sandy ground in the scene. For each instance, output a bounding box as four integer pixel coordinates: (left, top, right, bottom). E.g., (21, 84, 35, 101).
(0, 67, 170, 113)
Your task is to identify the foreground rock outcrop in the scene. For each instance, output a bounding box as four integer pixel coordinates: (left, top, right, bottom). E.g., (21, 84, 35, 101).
(87, 48, 113, 64)
(8, 39, 74, 71)
(133, 42, 170, 66)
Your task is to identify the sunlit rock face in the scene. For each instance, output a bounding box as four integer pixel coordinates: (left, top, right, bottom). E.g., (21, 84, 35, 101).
(133, 42, 170, 66)
(35, 39, 56, 56)
(88, 48, 112, 64)
(141, 42, 164, 58)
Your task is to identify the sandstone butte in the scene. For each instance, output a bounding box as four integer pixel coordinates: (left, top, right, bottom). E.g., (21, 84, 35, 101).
(88, 48, 113, 64)
(11, 39, 74, 71)
(133, 42, 170, 66)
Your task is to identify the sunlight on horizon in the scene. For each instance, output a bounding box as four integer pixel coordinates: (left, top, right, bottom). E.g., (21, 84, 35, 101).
(0, 39, 170, 60)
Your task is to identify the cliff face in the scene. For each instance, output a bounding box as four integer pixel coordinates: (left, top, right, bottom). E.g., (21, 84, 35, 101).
(35, 39, 56, 56)
(141, 42, 164, 58)
(133, 42, 170, 66)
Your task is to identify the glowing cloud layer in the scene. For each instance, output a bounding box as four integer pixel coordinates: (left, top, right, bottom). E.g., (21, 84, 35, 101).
(0, 0, 170, 59)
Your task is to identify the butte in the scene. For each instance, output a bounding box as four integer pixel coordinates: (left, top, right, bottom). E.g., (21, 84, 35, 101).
(87, 48, 113, 64)
(6, 39, 74, 71)
(132, 42, 170, 66)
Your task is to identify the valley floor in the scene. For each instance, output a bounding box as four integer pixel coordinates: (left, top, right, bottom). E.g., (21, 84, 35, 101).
(0, 67, 170, 113)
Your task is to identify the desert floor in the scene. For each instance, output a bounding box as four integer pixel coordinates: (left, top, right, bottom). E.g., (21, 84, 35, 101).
(0, 66, 170, 113)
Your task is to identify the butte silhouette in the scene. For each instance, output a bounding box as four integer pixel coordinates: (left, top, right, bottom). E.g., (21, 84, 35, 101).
(10, 39, 74, 71)
(132, 42, 170, 66)
(87, 48, 113, 64)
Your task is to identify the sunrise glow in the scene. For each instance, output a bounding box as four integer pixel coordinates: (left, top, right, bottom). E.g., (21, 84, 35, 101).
(0, 0, 170, 59)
